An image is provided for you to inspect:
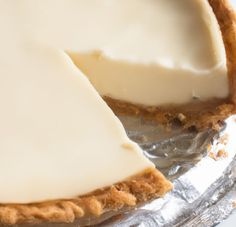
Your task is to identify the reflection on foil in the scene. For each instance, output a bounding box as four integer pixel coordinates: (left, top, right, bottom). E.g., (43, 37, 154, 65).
(20, 116, 236, 227)
(119, 116, 218, 180)
(101, 116, 236, 227)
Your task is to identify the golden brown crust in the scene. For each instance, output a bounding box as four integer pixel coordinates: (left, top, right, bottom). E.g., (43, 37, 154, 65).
(208, 0, 236, 104)
(105, 96, 236, 130)
(0, 168, 172, 225)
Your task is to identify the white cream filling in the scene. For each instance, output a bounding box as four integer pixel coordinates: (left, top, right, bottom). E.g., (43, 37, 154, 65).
(0, 1, 156, 203)
(69, 0, 228, 106)
(21, 0, 228, 105)
(0, 44, 154, 204)
(0, 0, 228, 203)
(71, 52, 228, 106)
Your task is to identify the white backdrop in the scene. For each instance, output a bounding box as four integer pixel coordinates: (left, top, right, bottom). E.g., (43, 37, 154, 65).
(232, 0, 236, 8)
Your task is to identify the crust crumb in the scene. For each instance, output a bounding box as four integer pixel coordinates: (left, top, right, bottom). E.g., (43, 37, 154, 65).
(122, 143, 135, 151)
(217, 149, 228, 158)
(207, 144, 212, 152)
(209, 151, 217, 161)
(219, 134, 229, 145)
(232, 200, 236, 208)
(177, 113, 186, 123)
(209, 149, 228, 160)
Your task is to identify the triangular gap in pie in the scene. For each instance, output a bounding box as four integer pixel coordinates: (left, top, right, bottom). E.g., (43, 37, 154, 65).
(0, 1, 172, 225)
(70, 0, 236, 130)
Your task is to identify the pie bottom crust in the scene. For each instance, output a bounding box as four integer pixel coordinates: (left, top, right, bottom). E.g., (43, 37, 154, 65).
(0, 168, 172, 225)
(104, 97, 236, 130)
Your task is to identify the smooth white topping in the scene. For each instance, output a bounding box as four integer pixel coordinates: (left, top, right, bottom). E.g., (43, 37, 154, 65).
(70, 0, 228, 106)
(0, 45, 154, 204)
(0, 1, 155, 203)
(16, 0, 228, 106)
(0, 0, 228, 203)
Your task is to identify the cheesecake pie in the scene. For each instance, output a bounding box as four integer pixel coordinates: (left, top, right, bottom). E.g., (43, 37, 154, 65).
(0, 0, 235, 225)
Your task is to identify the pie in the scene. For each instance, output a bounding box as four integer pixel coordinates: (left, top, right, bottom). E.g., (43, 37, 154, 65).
(0, 0, 235, 226)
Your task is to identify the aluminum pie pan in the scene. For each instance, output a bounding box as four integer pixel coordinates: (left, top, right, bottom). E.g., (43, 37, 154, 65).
(18, 116, 236, 227)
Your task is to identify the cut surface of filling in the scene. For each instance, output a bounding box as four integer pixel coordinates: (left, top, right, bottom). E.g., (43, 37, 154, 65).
(69, 0, 228, 106)
(21, 0, 228, 106)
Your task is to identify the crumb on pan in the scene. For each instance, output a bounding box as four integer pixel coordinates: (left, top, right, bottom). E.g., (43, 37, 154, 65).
(217, 149, 228, 158)
(219, 134, 229, 145)
(232, 200, 236, 208)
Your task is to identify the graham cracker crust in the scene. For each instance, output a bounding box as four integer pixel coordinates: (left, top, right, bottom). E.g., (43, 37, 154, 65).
(0, 168, 172, 225)
(209, 0, 236, 104)
(104, 97, 236, 130)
